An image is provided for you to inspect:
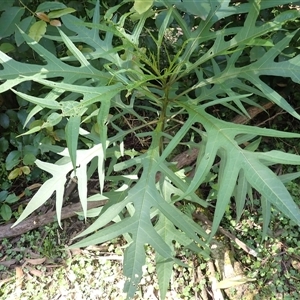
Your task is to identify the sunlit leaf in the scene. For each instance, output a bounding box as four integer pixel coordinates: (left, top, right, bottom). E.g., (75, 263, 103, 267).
(28, 20, 47, 42)
(133, 0, 153, 14)
(48, 8, 76, 18)
(21, 166, 31, 175)
(8, 168, 22, 180)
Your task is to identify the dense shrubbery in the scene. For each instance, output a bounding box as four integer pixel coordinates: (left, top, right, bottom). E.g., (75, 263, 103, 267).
(1, 0, 300, 298)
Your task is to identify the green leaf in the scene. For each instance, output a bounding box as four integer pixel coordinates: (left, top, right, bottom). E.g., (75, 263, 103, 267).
(11, 157, 71, 228)
(279, 172, 300, 184)
(24, 145, 39, 157)
(65, 116, 81, 170)
(1, 30, 109, 91)
(133, 0, 153, 15)
(154, 179, 209, 298)
(5, 150, 21, 171)
(11, 90, 60, 110)
(14, 78, 124, 113)
(250, 46, 266, 62)
(5, 193, 20, 204)
(97, 99, 111, 158)
(60, 14, 122, 65)
(0, 137, 9, 152)
(173, 0, 211, 20)
(0, 113, 9, 128)
(24, 107, 42, 129)
(72, 136, 209, 297)
(23, 153, 36, 165)
(57, 27, 91, 67)
(0, 7, 24, 38)
(244, 157, 300, 226)
(36, 2, 67, 12)
(60, 101, 84, 117)
(8, 168, 21, 180)
(246, 38, 274, 47)
(19, 124, 42, 136)
(0, 203, 12, 221)
(178, 104, 300, 238)
(46, 112, 62, 127)
(21, 166, 31, 175)
(0, 1, 13, 12)
(28, 20, 47, 42)
(179, 8, 300, 82)
(12, 144, 105, 228)
(156, 6, 173, 49)
(234, 170, 248, 222)
(48, 8, 76, 18)
(155, 217, 175, 299)
(15, 16, 34, 46)
(0, 43, 15, 53)
(0, 191, 8, 201)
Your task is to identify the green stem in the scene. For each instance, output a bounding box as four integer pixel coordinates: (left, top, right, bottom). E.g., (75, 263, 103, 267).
(156, 86, 170, 154)
(19, 0, 36, 16)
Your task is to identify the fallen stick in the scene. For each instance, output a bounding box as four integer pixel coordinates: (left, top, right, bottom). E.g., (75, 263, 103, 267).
(0, 200, 107, 240)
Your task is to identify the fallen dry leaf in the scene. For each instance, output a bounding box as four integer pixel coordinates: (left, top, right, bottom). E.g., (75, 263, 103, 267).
(25, 257, 46, 265)
(50, 19, 62, 27)
(36, 12, 50, 22)
(0, 259, 17, 267)
(26, 266, 44, 277)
